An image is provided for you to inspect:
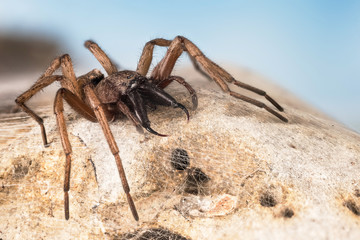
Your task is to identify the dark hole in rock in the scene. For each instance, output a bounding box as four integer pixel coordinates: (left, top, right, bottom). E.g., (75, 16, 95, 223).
(260, 192, 277, 207)
(184, 167, 210, 195)
(344, 200, 360, 216)
(354, 189, 360, 198)
(171, 148, 190, 171)
(288, 143, 296, 149)
(119, 227, 190, 240)
(281, 207, 295, 218)
(13, 164, 30, 179)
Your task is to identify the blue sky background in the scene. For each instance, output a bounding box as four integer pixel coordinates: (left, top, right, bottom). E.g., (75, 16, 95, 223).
(1, 0, 359, 131)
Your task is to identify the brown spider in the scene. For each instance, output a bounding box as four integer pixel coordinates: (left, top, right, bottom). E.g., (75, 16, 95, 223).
(15, 36, 287, 221)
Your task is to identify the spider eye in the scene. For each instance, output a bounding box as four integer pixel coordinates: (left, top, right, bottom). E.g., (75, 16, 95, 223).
(127, 74, 133, 79)
(128, 79, 138, 89)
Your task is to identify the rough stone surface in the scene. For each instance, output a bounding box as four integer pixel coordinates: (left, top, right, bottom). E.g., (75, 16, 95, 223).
(1, 67, 360, 239)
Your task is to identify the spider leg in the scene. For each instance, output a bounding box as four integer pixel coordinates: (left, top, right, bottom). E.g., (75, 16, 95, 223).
(137, 37, 212, 82)
(53, 87, 117, 220)
(83, 84, 139, 221)
(149, 36, 287, 122)
(59, 88, 98, 122)
(157, 76, 198, 110)
(59, 54, 82, 98)
(229, 91, 288, 122)
(116, 100, 144, 134)
(15, 75, 63, 146)
(149, 36, 183, 81)
(137, 39, 198, 109)
(128, 86, 189, 137)
(53, 88, 74, 220)
(84, 40, 118, 75)
(180, 37, 287, 119)
(16, 54, 84, 146)
(137, 82, 190, 121)
(188, 55, 213, 82)
(15, 55, 66, 146)
(136, 38, 172, 76)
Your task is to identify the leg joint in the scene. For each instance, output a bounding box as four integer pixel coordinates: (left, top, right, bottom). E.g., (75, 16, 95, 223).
(15, 98, 22, 105)
(61, 54, 71, 61)
(175, 35, 185, 41)
(84, 40, 95, 49)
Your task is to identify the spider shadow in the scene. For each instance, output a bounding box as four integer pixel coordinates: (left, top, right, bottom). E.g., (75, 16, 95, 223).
(224, 101, 283, 123)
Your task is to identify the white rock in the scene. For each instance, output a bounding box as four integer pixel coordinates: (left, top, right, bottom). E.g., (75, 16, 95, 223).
(1, 67, 359, 239)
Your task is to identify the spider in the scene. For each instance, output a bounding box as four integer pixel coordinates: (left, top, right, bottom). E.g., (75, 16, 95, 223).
(15, 36, 287, 221)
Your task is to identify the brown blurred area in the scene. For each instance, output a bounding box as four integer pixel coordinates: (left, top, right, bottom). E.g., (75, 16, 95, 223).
(0, 34, 62, 113)
(0, 34, 60, 74)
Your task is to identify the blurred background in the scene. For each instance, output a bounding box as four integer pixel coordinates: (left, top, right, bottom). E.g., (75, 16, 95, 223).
(0, 0, 359, 132)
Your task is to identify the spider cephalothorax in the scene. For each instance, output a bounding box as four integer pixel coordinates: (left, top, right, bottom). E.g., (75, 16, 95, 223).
(94, 70, 189, 136)
(15, 36, 287, 222)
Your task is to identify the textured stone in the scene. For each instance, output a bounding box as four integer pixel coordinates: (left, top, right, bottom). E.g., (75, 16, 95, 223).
(1, 67, 360, 239)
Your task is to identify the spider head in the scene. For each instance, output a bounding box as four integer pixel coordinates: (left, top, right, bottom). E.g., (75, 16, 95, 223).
(120, 71, 147, 94)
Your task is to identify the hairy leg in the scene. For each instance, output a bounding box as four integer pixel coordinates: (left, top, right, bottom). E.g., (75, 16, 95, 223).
(149, 36, 287, 122)
(157, 76, 198, 110)
(84, 84, 139, 221)
(53, 88, 75, 220)
(85, 40, 118, 75)
(136, 38, 172, 76)
(15, 75, 63, 146)
(188, 55, 213, 82)
(15, 55, 83, 146)
(15, 56, 63, 146)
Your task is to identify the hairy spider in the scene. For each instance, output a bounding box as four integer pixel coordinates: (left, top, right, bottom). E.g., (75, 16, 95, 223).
(15, 36, 287, 221)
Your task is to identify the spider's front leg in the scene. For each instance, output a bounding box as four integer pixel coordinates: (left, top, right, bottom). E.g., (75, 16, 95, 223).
(53, 69, 142, 220)
(53, 85, 102, 220)
(83, 84, 139, 221)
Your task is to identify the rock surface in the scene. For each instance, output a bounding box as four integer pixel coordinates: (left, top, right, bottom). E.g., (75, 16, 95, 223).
(1, 67, 360, 239)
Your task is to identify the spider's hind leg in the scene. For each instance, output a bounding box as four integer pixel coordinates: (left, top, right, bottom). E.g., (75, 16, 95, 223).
(53, 87, 107, 220)
(15, 56, 64, 146)
(180, 37, 287, 120)
(188, 54, 284, 112)
(150, 36, 287, 122)
(15, 54, 84, 146)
